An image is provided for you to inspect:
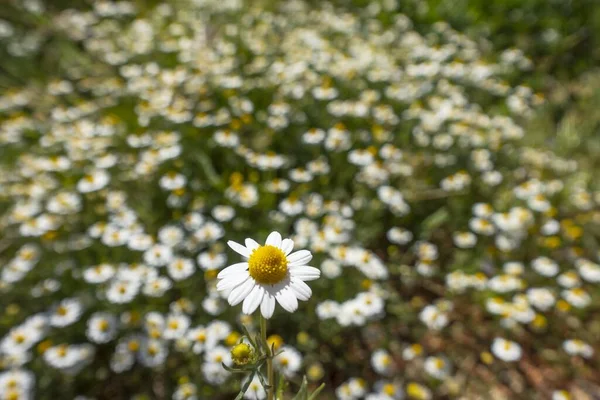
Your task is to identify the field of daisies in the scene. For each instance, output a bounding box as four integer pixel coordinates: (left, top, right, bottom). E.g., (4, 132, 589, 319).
(1, 0, 599, 399)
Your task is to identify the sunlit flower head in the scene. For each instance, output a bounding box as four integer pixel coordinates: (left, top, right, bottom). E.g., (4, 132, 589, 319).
(217, 231, 320, 319)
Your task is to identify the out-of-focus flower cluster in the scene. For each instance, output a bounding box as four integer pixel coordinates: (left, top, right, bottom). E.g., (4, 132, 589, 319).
(0, 0, 598, 399)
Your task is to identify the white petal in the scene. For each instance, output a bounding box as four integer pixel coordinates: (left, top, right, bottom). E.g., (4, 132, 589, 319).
(290, 266, 320, 281)
(280, 238, 294, 255)
(242, 285, 264, 314)
(217, 262, 248, 279)
(245, 238, 260, 252)
(261, 292, 276, 319)
(287, 250, 312, 266)
(275, 286, 298, 313)
(228, 278, 256, 306)
(216, 272, 249, 291)
(227, 240, 250, 258)
(290, 278, 312, 301)
(265, 231, 282, 248)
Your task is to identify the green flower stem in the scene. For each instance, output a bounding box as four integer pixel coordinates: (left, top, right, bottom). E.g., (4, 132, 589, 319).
(260, 315, 275, 400)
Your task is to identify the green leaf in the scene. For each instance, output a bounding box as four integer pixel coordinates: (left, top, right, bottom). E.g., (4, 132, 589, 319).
(308, 383, 326, 400)
(234, 371, 256, 400)
(292, 375, 309, 400)
(257, 370, 271, 390)
(195, 152, 223, 188)
(241, 324, 258, 349)
(221, 362, 236, 372)
(420, 207, 450, 238)
(222, 361, 262, 373)
(257, 333, 271, 357)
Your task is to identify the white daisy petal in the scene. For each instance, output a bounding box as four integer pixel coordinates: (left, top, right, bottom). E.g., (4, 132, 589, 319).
(275, 286, 298, 312)
(245, 238, 260, 252)
(290, 278, 312, 301)
(228, 278, 256, 306)
(280, 238, 294, 255)
(228, 240, 251, 258)
(216, 272, 250, 291)
(287, 250, 312, 266)
(290, 265, 320, 281)
(261, 292, 276, 319)
(242, 285, 265, 314)
(266, 231, 282, 248)
(217, 262, 248, 279)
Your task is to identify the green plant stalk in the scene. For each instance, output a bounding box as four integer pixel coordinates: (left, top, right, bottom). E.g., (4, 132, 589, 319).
(260, 315, 274, 400)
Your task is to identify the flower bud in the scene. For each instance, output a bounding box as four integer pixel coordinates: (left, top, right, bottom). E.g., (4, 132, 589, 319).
(231, 343, 254, 366)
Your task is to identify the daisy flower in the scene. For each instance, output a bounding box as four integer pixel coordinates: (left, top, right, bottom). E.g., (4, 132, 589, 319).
(217, 231, 320, 319)
(491, 337, 522, 362)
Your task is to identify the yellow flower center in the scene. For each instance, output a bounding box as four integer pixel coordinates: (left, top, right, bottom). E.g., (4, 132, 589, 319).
(196, 332, 207, 342)
(248, 245, 288, 285)
(407, 383, 426, 399)
(267, 334, 284, 350)
(412, 344, 423, 355)
(57, 345, 68, 358)
(98, 320, 110, 332)
(307, 363, 324, 380)
(231, 343, 254, 365)
(225, 332, 241, 346)
(383, 384, 396, 395)
(7, 390, 19, 400)
(13, 333, 26, 344)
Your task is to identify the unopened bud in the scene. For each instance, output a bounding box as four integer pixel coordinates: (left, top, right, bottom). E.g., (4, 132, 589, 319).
(231, 343, 254, 366)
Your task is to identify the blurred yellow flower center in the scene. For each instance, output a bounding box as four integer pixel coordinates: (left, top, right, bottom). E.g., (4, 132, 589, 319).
(14, 334, 25, 344)
(57, 345, 68, 357)
(383, 384, 396, 395)
(7, 390, 19, 400)
(248, 245, 288, 285)
(98, 320, 109, 332)
(267, 334, 284, 350)
(225, 332, 240, 346)
(128, 341, 140, 352)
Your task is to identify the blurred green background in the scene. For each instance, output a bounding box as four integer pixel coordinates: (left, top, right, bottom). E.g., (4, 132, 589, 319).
(2, 0, 600, 157)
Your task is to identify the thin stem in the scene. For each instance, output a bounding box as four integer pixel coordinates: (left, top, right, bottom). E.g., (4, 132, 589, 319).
(260, 315, 275, 400)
